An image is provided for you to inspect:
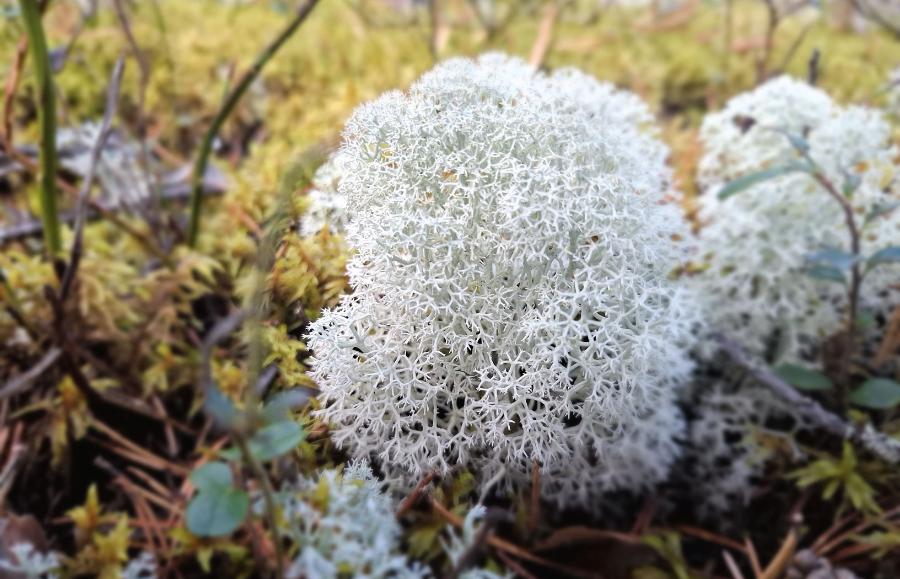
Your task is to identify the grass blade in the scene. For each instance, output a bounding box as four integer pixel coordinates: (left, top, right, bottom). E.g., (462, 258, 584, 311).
(18, 0, 61, 255)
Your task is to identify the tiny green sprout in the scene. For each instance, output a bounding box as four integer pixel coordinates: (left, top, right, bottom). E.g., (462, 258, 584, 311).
(790, 442, 880, 515)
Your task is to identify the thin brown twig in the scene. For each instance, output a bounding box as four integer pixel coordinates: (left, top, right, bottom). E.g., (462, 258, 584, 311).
(396, 471, 435, 518)
(815, 503, 900, 557)
(676, 525, 748, 554)
(722, 550, 747, 579)
(809, 168, 862, 367)
(0, 347, 62, 400)
(760, 526, 799, 579)
(60, 55, 126, 302)
(744, 537, 763, 579)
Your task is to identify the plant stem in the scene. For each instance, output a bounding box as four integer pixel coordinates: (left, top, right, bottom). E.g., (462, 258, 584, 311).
(186, 0, 321, 248)
(235, 434, 284, 579)
(806, 166, 862, 392)
(19, 0, 61, 255)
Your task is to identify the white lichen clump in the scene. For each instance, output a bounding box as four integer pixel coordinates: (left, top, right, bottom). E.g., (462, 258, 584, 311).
(0, 543, 60, 579)
(279, 462, 427, 579)
(307, 54, 699, 508)
(693, 76, 900, 364)
(442, 506, 511, 579)
(300, 151, 350, 237)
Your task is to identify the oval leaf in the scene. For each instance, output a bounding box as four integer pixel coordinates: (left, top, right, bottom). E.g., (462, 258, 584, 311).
(804, 264, 846, 284)
(717, 163, 808, 200)
(865, 201, 900, 224)
(867, 246, 900, 268)
(190, 462, 232, 492)
(247, 420, 304, 462)
(186, 487, 249, 537)
(204, 386, 239, 429)
(848, 379, 900, 410)
(261, 389, 312, 423)
(774, 364, 833, 391)
(806, 248, 859, 271)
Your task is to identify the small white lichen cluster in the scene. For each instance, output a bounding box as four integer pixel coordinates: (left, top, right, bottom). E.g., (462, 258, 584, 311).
(279, 462, 427, 579)
(0, 543, 60, 579)
(299, 151, 350, 237)
(693, 76, 900, 364)
(441, 506, 511, 579)
(122, 552, 157, 579)
(307, 54, 699, 508)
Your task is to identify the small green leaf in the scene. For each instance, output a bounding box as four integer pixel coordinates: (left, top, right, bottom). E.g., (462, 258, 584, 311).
(774, 364, 833, 391)
(804, 264, 846, 284)
(806, 248, 859, 271)
(867, 246, 900, 268)
(219, 448, 240, 461)
(204, 386, 239, 429)
(717, 163, 808, 200)
(848, 379, 900, 410)
(186, 487, 249, 537)
(261, 389, 311, 423)
(246, 420, 304, 462)
(190, 462, 233, 491)
(841, 171, 862, 197)
(865, 201, 900, 225)
(780, 131, 810, 154)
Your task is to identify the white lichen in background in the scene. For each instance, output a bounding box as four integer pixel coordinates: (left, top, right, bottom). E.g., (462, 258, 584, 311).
(122, 552, 157, 579)
(278, 462, 427, 579)
(57, 123, 152, 209)
(693, 76, 900, 365)
(307, 54, 699, 508)
(0, 543, 60, 579)
(299, 151, 350, 237)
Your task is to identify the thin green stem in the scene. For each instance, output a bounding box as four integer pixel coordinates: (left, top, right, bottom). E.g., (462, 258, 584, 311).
(19, 0, 61, 255)
(235, 435, 284, 579)
(186, 0, 321, 248)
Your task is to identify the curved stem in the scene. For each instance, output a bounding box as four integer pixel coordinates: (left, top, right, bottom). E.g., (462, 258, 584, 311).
(187, 0, 321, 247)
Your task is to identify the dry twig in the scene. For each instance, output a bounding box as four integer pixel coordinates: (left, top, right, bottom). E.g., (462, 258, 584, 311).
(715, 333, 900, 464)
